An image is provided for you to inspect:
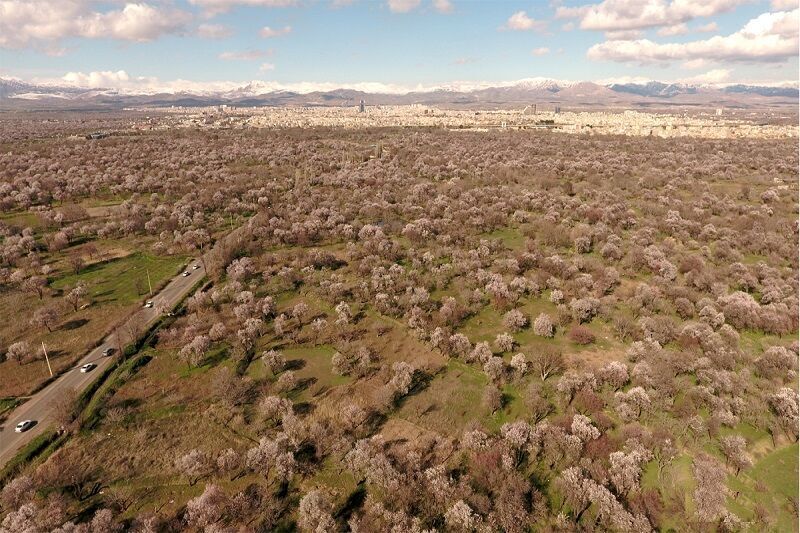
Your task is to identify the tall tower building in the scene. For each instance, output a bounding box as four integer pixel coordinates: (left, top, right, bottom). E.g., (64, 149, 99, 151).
(359, 99, 365, 113)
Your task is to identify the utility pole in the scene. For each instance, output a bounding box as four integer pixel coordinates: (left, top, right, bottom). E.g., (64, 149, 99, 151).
(147, 268, 152, 295)
(41, 341, 53, 377)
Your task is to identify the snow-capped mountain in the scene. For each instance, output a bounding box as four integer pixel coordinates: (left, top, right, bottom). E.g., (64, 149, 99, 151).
(0, 77, 796, 109)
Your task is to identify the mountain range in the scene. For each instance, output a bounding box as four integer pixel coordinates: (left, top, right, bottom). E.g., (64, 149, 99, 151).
(1, 77, 797, 110)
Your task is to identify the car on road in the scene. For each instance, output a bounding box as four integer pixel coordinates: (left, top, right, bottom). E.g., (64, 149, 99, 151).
(80, 363, 96, 373)
(144, 300, 154, 308)
(182, 271, 191, 277)
(102, 347, 115, 357)
(15, 420, 35, 433)
(192, 264, 200, 270)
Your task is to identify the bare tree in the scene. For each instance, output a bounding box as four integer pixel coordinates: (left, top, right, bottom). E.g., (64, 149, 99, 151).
(31, 306, 59, 332)
(175, 449, 214, 486)
(6, 341, 31, 365)
(22, 275, 47, 300)
(68, 254, 85, 275)
(297, 490, 335, 532)
(64, 283, 88, 312)
(720, 435, 752, 475)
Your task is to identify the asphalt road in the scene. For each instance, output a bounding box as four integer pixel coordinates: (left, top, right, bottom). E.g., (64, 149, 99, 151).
(0, 260, 205, 468)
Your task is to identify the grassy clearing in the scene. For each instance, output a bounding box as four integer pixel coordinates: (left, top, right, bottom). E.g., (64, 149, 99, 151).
(0, 210, 41, 230)
(396, 359, 488, 436)
(249, 344, 351, 402)
(459, 297, 623, 365)
(481, 227, 525, 250)
(51, 252, 186, 306)
(728, 444, 799, 531)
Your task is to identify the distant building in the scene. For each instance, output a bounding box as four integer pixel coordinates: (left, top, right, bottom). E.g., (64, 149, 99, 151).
(554, 106, 561, 114)
(85, 132, 108, 140)
(716, 108, 723, 116)
(359, 99, 365, 113)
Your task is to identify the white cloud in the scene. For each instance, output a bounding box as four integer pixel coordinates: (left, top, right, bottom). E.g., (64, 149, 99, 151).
(695, 22, 718, 33)
(188, 0, 298, 17)
(219, 49, 272, 60)
(0, 1, 191, 49)
(197, 23, 232, 39)
(681, 58, 708, 69)
(433, 0, 453, 14)
(605, 29, 643, 39)
(503, 11, 547, 31)
(771, 0, 798, 9)
(259, 62, 275, 71)
(588, 9, 799, 63)
(595, 74, 657, 84)
(387, 0, 421, 13)
(531, 47, 550, 56)
(453, 57, 476, 64)
(657, 23, 688, 36)
(556, 0, 748, 32)
(679, 68, 732, 84)
(81, 3, 192, 41)
(259, 25, 292, 38)
(62, 70, 150, 88)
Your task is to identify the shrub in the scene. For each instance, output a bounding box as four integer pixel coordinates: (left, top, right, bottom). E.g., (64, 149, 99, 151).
(568, 325, 596, 345)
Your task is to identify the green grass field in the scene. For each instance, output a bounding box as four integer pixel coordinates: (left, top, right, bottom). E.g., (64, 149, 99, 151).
(397, 359, 488, 436)
(728, 443, 799, 532)
(51, 252, 186, 306)
(481, 227, 525, 250)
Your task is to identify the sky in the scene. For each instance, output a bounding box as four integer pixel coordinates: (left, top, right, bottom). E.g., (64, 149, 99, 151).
(0, 0, 798, 93)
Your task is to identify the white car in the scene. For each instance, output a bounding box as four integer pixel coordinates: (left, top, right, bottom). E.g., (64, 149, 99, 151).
(80, 363, 96, 373)
(144, 300, 154, 308)
(192, 264, 200, 270)
(182, 271, 191, 277)
(15, 420, 35, 433)
(102, 347, 115, 357)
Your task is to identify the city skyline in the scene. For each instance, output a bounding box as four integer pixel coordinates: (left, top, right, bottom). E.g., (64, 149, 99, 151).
(1, 0, 798, 92)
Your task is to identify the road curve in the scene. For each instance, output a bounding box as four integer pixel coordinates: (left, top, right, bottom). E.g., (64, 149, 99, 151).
(0, 260, 205, 468)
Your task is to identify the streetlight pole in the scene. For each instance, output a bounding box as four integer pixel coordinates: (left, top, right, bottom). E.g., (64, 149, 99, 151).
(147, 268, 152, 295)
(41, 341, 53, 377)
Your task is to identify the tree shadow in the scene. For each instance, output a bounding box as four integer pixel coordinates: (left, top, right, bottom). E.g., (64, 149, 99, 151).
(38, 349, 66, 362)
(62, 318, 89, 331)
(420, 402, 439, 417)
(334, 482, 366, 525)
(115, 398, 143, 410)
(396, 370, 433, 406)
(295, 376, 317, 391)
(362, 410, 387, 434)
(199, 346, 229, 368)
(500, 392, 513, 410)
(284, 359, 306, 371)
(293, 402, 316, 416)
(294, 442, 318, 464)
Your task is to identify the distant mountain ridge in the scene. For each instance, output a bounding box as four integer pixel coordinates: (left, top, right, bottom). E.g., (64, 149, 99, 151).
(1, 77, 797, 110)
